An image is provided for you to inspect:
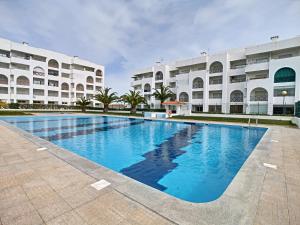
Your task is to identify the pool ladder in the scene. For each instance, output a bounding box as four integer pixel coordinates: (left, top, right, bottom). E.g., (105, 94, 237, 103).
(248, 118, 259, 127)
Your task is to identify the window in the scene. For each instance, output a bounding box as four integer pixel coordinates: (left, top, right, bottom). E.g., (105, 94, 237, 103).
(33, 67, 45, 76)
(48, 69, 59, 76)
(230, 75, 246, 83)
(0, 75, 8, 85)
(96, 70, 103, 77)
(250, 88, 268, 101)
(209, 91, 222, 99)
(0, 87, 8, 94)
(274, 87, 295, 97)
(155, 71, 163, 80)
(61, 83, 69, 91)
(144, 83, 151, 92)
(179, 92, 189, 102)
(33, 89, 44, 96)
(48, 59, 59, 68)
(76, 84, 84, 91)
(170, 70, 179, 77)
(86, 76, 94, 83)
(16, 76, 30, 86)
(62, 63, 70, 69)
(33, 78, 44, 85)
(209, 76, 222, 85)
(11, 63, 29, 71)
(169, 82, 176, 88)
(0, 62, 9, 69)
(209, 61, 223, 73)
(48, 80, 59, 87)
(192, 91, 203, 99)
(192, 105, 203, 113)
(230, 90, 243, 102)
(192, 78, 203, 88)
(230, 59, 246, 69)
(274, 67, 296, 83)
(209, 105, 222, 113)
(48, 91, 58, 97)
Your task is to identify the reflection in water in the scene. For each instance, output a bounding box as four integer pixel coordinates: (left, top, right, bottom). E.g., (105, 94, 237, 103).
(121, 124, 202, 190)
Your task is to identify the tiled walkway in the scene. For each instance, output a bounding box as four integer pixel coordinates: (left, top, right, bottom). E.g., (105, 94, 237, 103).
(0, 125, 174, 225)
(0, 120, 300, 225)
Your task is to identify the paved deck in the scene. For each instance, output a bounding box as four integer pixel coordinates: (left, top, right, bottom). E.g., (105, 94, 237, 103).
(0, 117, 299, 225)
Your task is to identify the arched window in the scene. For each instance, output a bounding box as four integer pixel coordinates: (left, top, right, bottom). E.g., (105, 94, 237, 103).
(48, 59, 59, 68)
(209, 61, 223, 73)
(250, 88, 268, 101)
(0, 75, 8, 85)
(86, 76, 94, 84)
(16, 76, 30, 86)
(179, 92, 189, 102)
(274, 67, 295, 83)
(192, 77, 203, 88)
(61, 83, 69, 91)
(96, 69, 102, 77)
(144, 83, 151, 92)
(76, 83, 84, 91)
(155, 71, 163, 80)
(33, 67, 45, 76)
(230, 90, 243, 102)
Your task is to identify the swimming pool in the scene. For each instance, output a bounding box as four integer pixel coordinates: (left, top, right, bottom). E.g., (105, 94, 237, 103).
(1, 115, 267, 203)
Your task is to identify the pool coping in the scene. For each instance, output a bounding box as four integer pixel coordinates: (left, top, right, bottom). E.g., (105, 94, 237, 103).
(0, 115, 274, 225)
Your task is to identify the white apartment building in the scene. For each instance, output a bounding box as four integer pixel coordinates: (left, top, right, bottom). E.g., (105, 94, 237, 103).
(131, 36, 300, 115)
(0, 38, 104, 106)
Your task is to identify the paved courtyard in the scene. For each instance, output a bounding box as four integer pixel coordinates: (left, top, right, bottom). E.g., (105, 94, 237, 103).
(0, 118, 300, 225)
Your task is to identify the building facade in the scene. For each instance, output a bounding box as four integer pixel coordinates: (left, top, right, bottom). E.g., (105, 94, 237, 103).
(131, 36, 300, 115)
(0, 38, 104, 106)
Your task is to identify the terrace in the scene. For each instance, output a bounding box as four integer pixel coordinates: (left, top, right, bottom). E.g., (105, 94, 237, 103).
(0, 115, 299, 225)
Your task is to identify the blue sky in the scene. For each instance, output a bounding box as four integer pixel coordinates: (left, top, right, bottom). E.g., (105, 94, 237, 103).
(0, 0, 299, 94)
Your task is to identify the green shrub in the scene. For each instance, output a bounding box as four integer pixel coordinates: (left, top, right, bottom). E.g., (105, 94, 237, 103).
(8, 103, 20, 109)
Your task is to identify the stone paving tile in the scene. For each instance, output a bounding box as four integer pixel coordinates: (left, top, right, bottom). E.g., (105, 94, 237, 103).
(286, 183, 300, 225)
(75, 197, 124, 225)
(0, 186, 29, 210)
(22, 178, 55, 199)
(1, 210, 44, 225)
(0, 200, 36, 222)
(36, 199, 72, 222)
(46, 211, 88, 225)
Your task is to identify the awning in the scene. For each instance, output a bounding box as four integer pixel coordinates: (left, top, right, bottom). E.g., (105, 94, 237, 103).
(162, 101, 187, 105)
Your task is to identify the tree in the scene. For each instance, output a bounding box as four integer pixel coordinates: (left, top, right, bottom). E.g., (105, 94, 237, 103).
(94, 88, 118, 113)
(121, 90, 146, 114)
(152, 85, 174, 108)
(76, 97, 91, 112)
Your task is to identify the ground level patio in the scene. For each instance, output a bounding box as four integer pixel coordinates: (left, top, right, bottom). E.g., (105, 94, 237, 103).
(0, 115, 299, 225)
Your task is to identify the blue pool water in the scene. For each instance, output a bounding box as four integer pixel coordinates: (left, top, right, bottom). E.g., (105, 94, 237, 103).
(1, 115, 267, 203)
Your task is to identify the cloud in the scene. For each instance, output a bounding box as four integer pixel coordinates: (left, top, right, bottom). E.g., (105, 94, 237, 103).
(0, 0, 299, 94)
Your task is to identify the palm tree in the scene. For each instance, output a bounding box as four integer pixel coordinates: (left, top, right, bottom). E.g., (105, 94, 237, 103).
(152, 85, 174, 108)
(121, 90, 146, 114)
(94, 88, 118, 112)
(76, 97, 91, 112)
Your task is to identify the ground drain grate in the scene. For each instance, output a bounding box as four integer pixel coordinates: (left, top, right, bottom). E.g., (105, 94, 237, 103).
(91, 179, 111, 190)
(36, 147, 47, 151)
(263, 163, 277, 170)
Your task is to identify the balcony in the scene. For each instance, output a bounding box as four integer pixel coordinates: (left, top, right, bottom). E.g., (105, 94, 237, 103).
(0, 55, 10, 63)
(61, 92, 69, 98)
(131, 79, 142, 86)
(48, 69, 59, 77)
(10, 56, 30, 65)
(245, 60, 269, 73)
(0, 87, 8, 95)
